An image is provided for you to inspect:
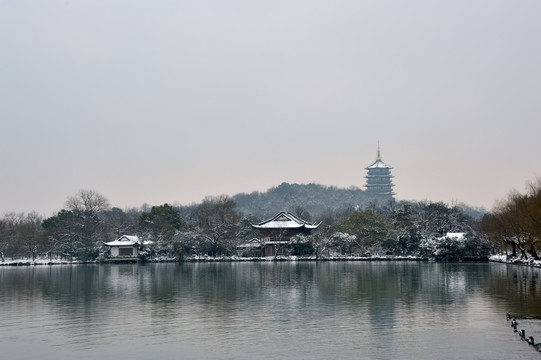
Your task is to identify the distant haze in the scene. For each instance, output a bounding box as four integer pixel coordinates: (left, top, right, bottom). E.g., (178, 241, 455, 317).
(1, 1, 540, 216)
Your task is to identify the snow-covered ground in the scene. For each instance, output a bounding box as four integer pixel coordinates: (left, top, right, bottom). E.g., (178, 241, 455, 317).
(0, 254, 430, 265)
(0, 258, 83, 266)
(181, 254, 428, 262)
(490, 253, 541, 268)
(3, 254, 540, 266)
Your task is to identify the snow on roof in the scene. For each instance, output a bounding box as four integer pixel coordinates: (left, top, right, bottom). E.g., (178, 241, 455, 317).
(436, 232, 466, 241)
(366, 159, 392, 169)
(446, 232, 465, 239)
(237, 238, 262, 248)
(103, 235, 141, 247)
(251, 211, 321, 230)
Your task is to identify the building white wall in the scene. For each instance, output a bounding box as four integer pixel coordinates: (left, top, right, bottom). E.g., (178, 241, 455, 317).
(110, 246, 138, 257)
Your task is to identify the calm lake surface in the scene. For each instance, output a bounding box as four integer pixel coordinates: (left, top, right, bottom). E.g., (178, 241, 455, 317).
(1, 262, 541, 360)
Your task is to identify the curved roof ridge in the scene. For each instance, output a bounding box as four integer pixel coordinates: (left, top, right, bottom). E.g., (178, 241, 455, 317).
(251, 211, 320, 229)
(366, 159, 392, 169)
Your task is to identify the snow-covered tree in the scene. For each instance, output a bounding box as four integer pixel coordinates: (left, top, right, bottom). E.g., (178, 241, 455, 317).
(330, 232, 358, 256)
(419, 232, 490, 260)
(387, 203, 421, 255)
(42, 210, 84, 260)
(338, 210, 389, 255)
(139, 203, 185, 256)
(288, 234, 313, 256)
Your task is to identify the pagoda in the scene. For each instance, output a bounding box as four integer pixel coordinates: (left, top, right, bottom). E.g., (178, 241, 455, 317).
(364, 145, 395, 200)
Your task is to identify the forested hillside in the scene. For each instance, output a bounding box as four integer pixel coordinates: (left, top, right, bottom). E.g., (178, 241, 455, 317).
(233, 182, 377, 218)
(233, 182, 486, 221)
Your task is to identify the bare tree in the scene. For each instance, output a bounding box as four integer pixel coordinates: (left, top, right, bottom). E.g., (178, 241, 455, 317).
(44, 190, 112, 260)
(19, 212, 44, 261)
(4, 213, 27, 257)
(481, 179, 541, 260)
(0, 213, 24, 260)
(65, 189, 110, 215)
(192, 195, 239, 257)
(0, 219, 6, 261)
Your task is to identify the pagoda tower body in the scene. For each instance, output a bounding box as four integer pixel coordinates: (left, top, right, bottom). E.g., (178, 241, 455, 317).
(365, 145, 395, 200)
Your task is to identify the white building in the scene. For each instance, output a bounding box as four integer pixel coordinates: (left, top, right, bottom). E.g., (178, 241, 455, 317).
(103, 235, 144, 258)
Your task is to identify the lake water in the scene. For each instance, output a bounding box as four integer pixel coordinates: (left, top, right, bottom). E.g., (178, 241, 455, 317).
(1, 261, 541, 359)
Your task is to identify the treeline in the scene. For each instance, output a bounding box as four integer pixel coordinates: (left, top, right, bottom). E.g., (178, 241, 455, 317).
(480, 179, 541, 260)
(0, 189, 490, 261)
(233, 182, 377, 218)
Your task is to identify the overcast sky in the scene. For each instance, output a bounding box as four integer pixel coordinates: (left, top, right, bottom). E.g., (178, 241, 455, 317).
(1, 0, 540, 216)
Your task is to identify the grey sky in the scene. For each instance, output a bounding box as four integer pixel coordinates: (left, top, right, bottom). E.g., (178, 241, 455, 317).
(1, 0, 540, 216)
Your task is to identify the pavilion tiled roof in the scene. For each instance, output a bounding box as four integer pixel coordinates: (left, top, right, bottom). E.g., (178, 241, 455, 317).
(251, 211, 320, 230)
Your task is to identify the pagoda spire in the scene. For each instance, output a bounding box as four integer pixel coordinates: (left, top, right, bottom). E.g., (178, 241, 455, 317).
(376, 142, 381, 161)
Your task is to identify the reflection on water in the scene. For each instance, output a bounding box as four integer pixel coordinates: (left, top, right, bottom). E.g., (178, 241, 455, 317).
(1, 262, 541, 359)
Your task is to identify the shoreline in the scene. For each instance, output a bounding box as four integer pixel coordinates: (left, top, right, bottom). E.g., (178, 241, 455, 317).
(0, 255, 499, 266)
(488, 254, 541, 268)
(12, 255, 541, 268)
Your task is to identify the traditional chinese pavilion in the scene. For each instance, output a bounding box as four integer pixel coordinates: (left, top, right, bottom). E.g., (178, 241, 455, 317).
(103, 235, 143, 258)
(251, 211, 321, 257)
(365, 145, 395, 200)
